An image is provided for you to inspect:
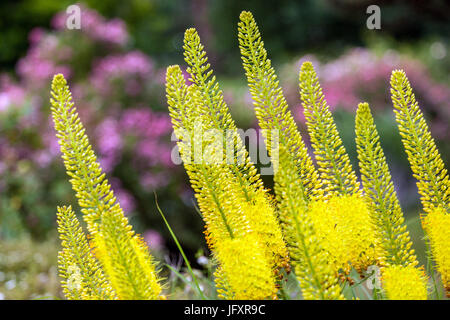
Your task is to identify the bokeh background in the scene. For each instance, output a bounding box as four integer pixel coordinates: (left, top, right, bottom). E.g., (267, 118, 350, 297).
(0, 0, 448, 299)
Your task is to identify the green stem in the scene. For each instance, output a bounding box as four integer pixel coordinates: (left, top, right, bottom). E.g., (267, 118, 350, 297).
(155, 192, 207, 300)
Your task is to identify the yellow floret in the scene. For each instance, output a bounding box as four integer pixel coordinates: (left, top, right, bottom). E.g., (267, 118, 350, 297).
(308, 194, 381, 276)
(242, 191, 290, 272)
(382, 265, 428, 300)
(214, 233, 278, 300)
(421, 206, 450, 295)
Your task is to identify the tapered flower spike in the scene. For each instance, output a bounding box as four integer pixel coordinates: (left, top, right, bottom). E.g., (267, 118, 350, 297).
(238, 11, 322, 202)
(382, 265, 428, 300)
(299, 62, 361, 198)
(298, 64, 380, 278)
(183, 27, 264, 197)
(390, 70, 449, 297)
(355, 102, 419, 268)
(421, 206, 450, 296)
(274, 146, 344, 300)
(92, 206, 163, 300)
(238, 12, 327, 289)
(50, 74, 119, 235)
(166, 66, 249, 243)
(51, 74, 162, 300)
(181, 30, 289, 272)
(57, 205, 117, 300)
(390, 70, 449, 214)
(166, 66, 279, 299)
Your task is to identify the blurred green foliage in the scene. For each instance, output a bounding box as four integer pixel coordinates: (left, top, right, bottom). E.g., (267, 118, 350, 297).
(0, 236, 62, 299)
(2, 0, 449, 72)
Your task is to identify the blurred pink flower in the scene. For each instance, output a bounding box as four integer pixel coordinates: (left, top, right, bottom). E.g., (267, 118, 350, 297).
(115, 188, 136, 214)
(90, 51, 153, 96)
(110, 178, 136, 214)
(140, 172, 169, 190)
(52, 6, 128, 46)
(0, 76, 26, 112)
(143, 229, 165, 251)
(16, 43, 72, 87)
(0, 93, 10, 112)
(120, 108, 173, 169)
(28, 27, 45, 45)
(280, 48, 450, 140)
(96, 118, 123, 172)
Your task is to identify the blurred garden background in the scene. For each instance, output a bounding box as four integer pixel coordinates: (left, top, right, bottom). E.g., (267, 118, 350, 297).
(0, 0, 448, 299)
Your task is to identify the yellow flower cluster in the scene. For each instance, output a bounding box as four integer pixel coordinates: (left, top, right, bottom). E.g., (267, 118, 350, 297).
(382, 265, 428, 300)
(275, 147, 345, 299)
(355, 102, 419, 268)
(214, 233, 278, 300)
(422, 206, 450, 295)
(308, 194, 381, 275)
(57, 206, 117, 300)
(50, 10, 450, 301)
(390, 70, 449, 214)
(241, 191, 290, 271)
(92, 206, 162, 300)
(51, 74, 162, 300)
(167, 27, 289, 299)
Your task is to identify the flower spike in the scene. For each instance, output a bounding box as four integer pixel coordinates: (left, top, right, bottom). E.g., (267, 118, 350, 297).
(274, 146, 344, 300)
(390, 70, 449, 214)
(57, 205, 117, 300)
(182, 30, 289, 273)
(238, 11, 321, 202)
(166, 65, 280, 299)
(51, 74, 162, 299)
(299, 62, 361, 197)
(355, 102, 419, 268)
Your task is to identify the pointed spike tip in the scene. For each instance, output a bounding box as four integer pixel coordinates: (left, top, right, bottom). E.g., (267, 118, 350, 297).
(184, 28, 198, 40)
(300, 61, 314, 72)
(239, 10, 254, 21)
(51, 73, 67, 90)
(357, 102, 370, 113)
(166, 65, 181, 76)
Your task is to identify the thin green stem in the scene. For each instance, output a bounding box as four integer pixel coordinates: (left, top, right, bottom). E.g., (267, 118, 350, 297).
(155, 192, 207, 300)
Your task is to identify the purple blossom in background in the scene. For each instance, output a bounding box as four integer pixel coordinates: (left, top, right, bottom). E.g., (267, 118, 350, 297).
(51, 6, 128, 46)
(280, 48, 450, 139)
(143, 229, 165, 251)
(96, 117, 123, 172)
(120, 108, 173, 169)
(121, 108, 171, 137)
(28, 27, 45, 45)
(139, 172, 170, 191)
(0, 76, 26, 113)
(17, 6, 129, 90)
(90, 51, 153, 96)
(92, 18, 128, 46)
(90, 107, 173, 191)
(17, 34, 72, 88)
(34, 119, 61, 168)
(0, 93, 9, 113)
(110, 178, 136, 215)
(1, 6, 175, 188)
(0, 6, 189, 242)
